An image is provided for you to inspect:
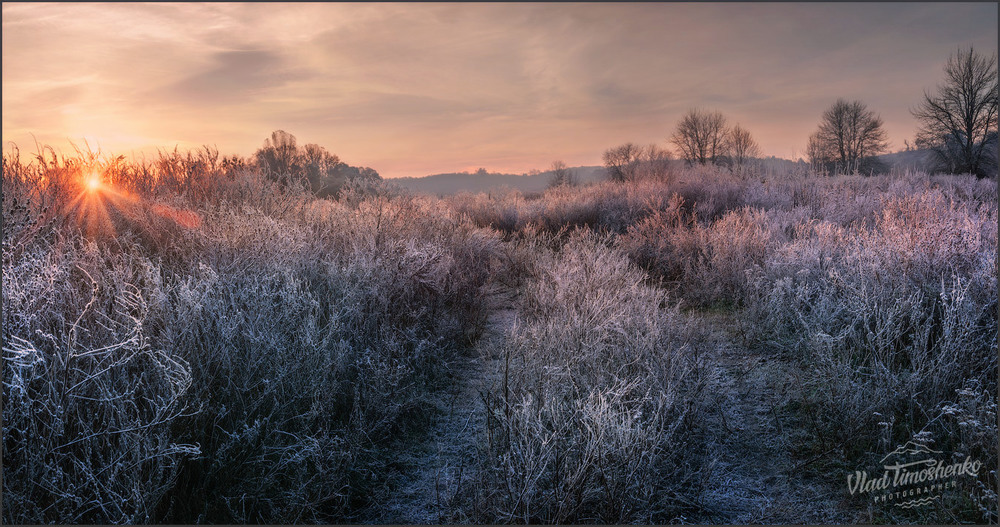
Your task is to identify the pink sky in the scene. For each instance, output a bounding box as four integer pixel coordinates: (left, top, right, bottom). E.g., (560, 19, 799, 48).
(3, 2, 997, 178)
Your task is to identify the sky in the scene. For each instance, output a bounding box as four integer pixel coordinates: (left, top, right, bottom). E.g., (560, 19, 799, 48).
(3, 2, 997, 178)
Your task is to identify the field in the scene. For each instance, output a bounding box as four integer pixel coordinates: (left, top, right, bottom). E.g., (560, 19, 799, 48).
(3, 147, 997, 524)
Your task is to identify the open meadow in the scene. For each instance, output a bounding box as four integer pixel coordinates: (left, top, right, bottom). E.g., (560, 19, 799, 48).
(3, 144, 996, 524)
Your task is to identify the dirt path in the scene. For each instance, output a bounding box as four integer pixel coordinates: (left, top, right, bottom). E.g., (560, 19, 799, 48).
(362, 306, 858, 524)
(361, 309, 516, 524)
(372, 354, 484, 524)
(694, 313, 855, 524)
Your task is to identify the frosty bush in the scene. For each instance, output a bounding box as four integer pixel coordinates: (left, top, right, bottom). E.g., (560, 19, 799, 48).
(3, 242, 195, 524)
(4, 145, 995, 523)
(474, 231, 708, 523)
(2, 150, 510, 523)
(743, 181, 997, 522)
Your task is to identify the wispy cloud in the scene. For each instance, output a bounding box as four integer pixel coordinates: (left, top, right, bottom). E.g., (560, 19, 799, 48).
(3, 2, 997, 176)
(159, 50, 310, 105)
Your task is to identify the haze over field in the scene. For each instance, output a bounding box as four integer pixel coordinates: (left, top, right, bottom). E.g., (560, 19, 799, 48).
(2, 2, 997, 178)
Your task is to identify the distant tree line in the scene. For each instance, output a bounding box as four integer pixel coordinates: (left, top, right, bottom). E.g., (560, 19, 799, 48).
(599, 112, 761, 183)
(669, 110, 762, 175)
(548, 160, 577, 188)
(254, 130, 381, 197)
(599, 46, 996, 180)
(601, 142, 673, 182)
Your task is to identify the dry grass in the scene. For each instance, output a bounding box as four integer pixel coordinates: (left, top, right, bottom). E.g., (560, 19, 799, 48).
(442, 167, 996, 523)
(4, 145, 995, 524)
(3, 147, 512, 523)
(471, 230, 709, 524)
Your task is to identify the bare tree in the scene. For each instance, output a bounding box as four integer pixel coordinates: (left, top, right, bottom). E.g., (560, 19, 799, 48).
(255, 130, 300, 183)
(603, 142, 643, 182)
(253, 130, 380, 196)
(636, 144, 673, 181)
(726, 124, 762, 177)
(548, 160, 577, 188)
(912, 47, 998, 178)
(809, 99, 889, 175)
(670, 109, 728, 166)
(300, 143, 341, 196)
(806, 131, 836, 175)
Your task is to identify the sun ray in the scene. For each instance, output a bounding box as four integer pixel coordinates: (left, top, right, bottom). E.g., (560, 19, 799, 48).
(63, 167, 203, 240)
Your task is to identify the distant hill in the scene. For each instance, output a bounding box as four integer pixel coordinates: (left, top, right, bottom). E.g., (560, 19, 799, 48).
(757, 156, 810, 177)
(877, 148, 933, 172)
(391, 166, 606, 195)
(755, 150, 935, 176)
(390, 150, 937, 196)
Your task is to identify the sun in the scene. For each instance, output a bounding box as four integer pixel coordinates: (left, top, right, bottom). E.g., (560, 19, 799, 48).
(85, 173, 102, 191)
(68, 169, 119, 238)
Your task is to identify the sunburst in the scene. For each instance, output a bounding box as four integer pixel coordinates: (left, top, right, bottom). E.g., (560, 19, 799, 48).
(64, 169, 201, 239)
(64, 170, 116, 238)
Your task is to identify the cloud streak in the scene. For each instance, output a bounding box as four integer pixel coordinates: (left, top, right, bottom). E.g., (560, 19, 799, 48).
(161, 50, 309, 104)
(3, 2, 997, 177)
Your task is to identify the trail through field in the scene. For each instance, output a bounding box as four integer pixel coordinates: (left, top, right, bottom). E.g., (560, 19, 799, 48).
(695, 313, 855, 524)
(361, 308, 858, 524)
(360, 309, 516, 524)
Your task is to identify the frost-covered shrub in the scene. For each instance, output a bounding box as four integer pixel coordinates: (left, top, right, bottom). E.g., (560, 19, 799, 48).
(3, 150, 511, 523)
(474, 231, 707, 524)
(742, 181, 997, 522)
(3, 242, 195, 524)
(618, 199, 777, 308)
(151, 193, 510, 523)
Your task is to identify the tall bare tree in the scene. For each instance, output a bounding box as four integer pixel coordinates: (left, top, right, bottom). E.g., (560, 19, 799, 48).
(671, 109, 728, 166)
(912, 47, 998, 178)
(726, 124, 762, 176)
(809, 99, 889, 175)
